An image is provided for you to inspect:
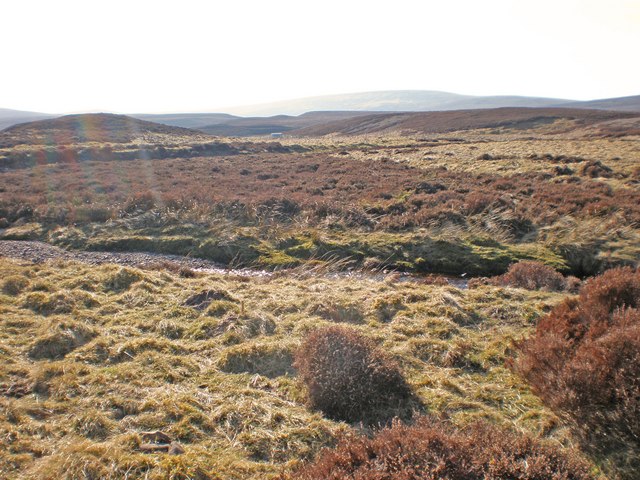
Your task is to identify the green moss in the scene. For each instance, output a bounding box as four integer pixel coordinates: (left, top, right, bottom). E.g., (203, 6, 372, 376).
(256, 249, 301, 268)
(87, 235, 196, 255)
(196, 235, 261, 265)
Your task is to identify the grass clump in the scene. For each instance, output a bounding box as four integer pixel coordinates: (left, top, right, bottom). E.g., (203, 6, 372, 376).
(2, 275, 30, 295)
(294, 326, 411, 423)
(29, 320, 97, 360)
(103, 266, 144, 292)
(309, 301, 364, 324)
(0, 257, 598, 479)
(205, 300, 240, 317)
(218, 342, 294, 378)
(371, 294, 407, 322)
(183, 289, 236, 310)
(22, 290, 76, 315)
(289, 416, 595, 480)
(511, 266, 640, 478)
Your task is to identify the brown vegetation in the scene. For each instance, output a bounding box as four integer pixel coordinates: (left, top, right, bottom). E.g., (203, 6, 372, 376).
(488, 260, 573, 291)
(288, 416, 595, 480)
(0, 113, 206, 147)
(511, 267, 640, 476)
(1, 148, 639, 236)
(292, 107, 639, 136)
(294, 326, 412, 423)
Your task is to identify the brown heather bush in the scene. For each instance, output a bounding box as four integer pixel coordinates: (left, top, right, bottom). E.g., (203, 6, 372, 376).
(287, 417, 595, 480)
(492, 260, 569, 291)
(511, 267, 640, 466)
(294, 326, 411, 423)
(2, 149, 640, 235)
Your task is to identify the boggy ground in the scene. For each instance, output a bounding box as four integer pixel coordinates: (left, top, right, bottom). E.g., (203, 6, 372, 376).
(1, 256, 588, 479)
(1, 130, 639, 278)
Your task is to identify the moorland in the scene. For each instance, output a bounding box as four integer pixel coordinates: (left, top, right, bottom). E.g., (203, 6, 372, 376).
(0, 106, 639, 479)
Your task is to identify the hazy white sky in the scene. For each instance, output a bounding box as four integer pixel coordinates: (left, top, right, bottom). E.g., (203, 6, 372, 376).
(2, 0, 639, 113)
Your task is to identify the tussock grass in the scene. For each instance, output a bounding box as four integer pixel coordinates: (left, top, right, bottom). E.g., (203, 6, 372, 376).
(0, 256, 603, 479)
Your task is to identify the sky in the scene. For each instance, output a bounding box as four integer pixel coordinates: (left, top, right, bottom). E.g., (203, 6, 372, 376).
(2, 0, 639, 114)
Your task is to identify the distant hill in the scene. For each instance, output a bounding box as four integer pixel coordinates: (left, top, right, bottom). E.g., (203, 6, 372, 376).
(555, 95, 640, 112)
(132, 113, 240, 129)
(291, 107, 640, 137)
(0, 113, 209, 147)
(222, 90, 573, 116)
(0, 108, 56, 131)
(195, 111, 375, 136)
(221, 90, 640, 117)
(2, 91, 638, 135)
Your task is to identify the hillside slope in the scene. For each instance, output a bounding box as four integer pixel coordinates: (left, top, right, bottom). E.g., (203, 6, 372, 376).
(291, 107, 640, 136)
(555, 95, 640, 112)
(0, 108, 56, 131)
(223, 90, 572, 116)
(0, 113, 210, 147)
(196, 111, 375, 136)
(132, 113, 240, 129)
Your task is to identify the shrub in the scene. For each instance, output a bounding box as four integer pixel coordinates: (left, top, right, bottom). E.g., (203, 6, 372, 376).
(293, 326, 411, 423)
(288, 417, 594, 479)
(581, 160, 613, 178)
(511, 267, 640, 474)
(493, 260, 567, 291)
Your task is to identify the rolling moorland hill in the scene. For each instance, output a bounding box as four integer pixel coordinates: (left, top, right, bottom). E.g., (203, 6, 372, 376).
(221, 90, 640, 116)
(0, 113, 210, 148)
(223, 90, 572, 116)
(132, 113, 241, 129)
(556, 94, 640, 112)
(0, 108, 56, 131)
(0, 111, 377, 141)
(193, 111, 376, 136)
(291, 107, 640, 137)
(2, 90, 639, 135)
(0, 113, 301, 169)
(0, 104, 640, 479)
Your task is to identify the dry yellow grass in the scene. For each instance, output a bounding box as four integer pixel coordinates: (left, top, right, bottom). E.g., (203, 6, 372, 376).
(0, 256, 589, 479)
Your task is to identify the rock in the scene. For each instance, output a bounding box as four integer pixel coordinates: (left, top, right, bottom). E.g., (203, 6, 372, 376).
(140, 443, 170, 453)
(138, 431, 183, 455)
(141, 430, 172, 444)
(168, 442, 185, 455)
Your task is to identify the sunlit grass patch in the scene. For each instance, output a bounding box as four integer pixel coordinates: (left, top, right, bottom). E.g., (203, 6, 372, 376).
(0, 257, 605, 479)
